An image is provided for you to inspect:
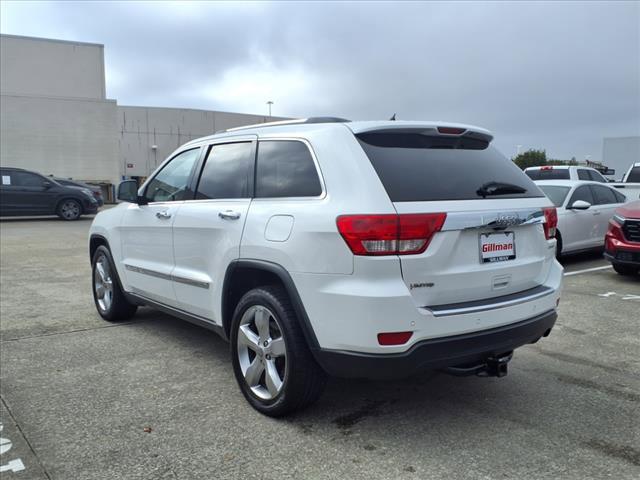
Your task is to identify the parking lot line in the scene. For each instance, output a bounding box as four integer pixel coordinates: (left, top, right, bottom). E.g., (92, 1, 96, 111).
(564, 265, 612, 276)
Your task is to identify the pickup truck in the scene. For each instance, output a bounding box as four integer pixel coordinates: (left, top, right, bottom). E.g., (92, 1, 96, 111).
(525, 165, 640, 201)
(609, 163, 640, 201)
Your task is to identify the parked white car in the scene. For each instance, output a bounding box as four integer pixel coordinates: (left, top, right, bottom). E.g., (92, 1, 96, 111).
(535, 180, 627, 256)
(89, 118, 563, 416)
(525, 165, 609, 183)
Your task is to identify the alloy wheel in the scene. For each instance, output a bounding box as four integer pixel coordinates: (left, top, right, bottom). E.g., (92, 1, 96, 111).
(61, 200, 80, 220)
(94, 255, 114, 312)
(236, 305, 287, 400)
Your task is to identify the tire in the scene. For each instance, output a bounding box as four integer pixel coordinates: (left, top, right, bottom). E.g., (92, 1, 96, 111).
(612, 262, 638, 276)
(230, 285, 327, 417)
(91, 245, 138, 321)
(57, 198, 82, 220)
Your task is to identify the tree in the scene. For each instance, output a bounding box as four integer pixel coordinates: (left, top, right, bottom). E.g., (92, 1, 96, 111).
(512, 149, 547, 170)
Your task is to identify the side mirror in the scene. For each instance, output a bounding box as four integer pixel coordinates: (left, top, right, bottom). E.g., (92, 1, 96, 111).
(569, 200, 591, 210)
(42, 180, 52, 189)
(117, 180, 141, 203)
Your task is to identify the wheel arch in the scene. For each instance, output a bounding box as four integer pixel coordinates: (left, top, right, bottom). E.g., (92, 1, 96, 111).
(221, 259, 320, 351)
(555, 229, 563, 257)
(89, 234, 110, 262)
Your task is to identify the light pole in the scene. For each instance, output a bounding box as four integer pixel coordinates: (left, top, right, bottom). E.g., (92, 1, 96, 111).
(266, 101, 273, 117)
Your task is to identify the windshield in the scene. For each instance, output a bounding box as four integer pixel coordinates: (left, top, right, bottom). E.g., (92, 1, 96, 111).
(357, 133, 543, 202)
(538, 185, 571, 207)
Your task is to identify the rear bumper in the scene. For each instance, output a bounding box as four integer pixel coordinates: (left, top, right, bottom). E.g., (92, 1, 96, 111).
(82, 201, 99, 214)
(314, 309, 557, 379)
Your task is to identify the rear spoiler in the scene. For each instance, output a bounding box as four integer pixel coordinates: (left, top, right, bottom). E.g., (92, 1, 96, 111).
(347, 122, 493, 144)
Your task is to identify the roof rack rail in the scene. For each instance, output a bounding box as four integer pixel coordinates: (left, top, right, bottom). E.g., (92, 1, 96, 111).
(220, 116, 351, 133)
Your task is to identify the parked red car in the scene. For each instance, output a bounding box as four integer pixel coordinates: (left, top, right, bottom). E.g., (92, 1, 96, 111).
(604, 200, 640, 276)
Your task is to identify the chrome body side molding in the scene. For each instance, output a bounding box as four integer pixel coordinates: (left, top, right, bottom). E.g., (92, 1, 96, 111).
(124, 264, 210, 289)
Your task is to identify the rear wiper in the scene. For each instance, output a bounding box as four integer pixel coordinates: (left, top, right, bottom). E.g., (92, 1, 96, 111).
(476, 181, 527, 198)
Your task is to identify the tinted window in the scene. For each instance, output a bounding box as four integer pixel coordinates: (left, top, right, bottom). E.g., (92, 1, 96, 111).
(577, 169, 590, 180)
(525, 169, 570, 180)
(13, 171, 46, 187)
(588, 170, 607, 183)
(612, 189, 627, 203)
(590, 185, 617, 205)
(256, 141, 322, 198)
(145, 148, 200, 202)
(358, 133, 542, 202)
(569, 185, 595, 206)
(627, 166, 640, 182)
(196, 142, 253, 199)
(538, 185, 570, 207)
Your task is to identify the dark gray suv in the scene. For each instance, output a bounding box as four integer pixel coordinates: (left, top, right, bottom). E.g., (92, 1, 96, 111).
(0, 167, 99, 220)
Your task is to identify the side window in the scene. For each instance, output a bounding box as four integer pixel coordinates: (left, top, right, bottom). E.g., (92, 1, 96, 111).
(13, 172, 46, 187)
(569, 185, 595, 206)
(612, 189, 627, 203)
(577, 169, 590, 181)
(144, 148, 200, 203)
(590, 185, 617, 205)
(588, 170, 607, 183)
(256, 141, 322, 198)
(195, 142, 253, 199)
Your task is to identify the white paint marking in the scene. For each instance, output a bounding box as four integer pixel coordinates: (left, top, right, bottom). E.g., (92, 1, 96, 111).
(0, 458, 25, 473)
(564, 265, 612, 276)
(622, 294, 640, 301)
(598, 291, 617, 298)
(0, 437, 12, 455)
(0, 422, 25, 473)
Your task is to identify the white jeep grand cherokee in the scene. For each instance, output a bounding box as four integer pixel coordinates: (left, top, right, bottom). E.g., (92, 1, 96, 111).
(89, 118, 563, 416)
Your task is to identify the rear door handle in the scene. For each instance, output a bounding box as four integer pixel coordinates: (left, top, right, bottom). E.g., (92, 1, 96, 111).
(219, 210, 241, 220)
(156, 210, 172, 219)
(593, 211, 601, 216)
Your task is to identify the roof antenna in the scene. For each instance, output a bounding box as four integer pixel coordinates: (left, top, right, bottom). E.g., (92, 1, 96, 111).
(389, 113, 396, 121)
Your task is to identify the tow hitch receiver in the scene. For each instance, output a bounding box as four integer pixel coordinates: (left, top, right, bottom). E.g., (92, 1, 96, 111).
(443, 351, 513, 378)
(481, 352, 512, 378)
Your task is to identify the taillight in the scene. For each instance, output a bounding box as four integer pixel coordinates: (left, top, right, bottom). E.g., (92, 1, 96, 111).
(336, 213, 447, 256)
(541, 166, 553, 171)
(542, 207, 557, 239)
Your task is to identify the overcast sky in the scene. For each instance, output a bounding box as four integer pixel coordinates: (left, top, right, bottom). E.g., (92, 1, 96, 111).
(1, 1, 639, 161)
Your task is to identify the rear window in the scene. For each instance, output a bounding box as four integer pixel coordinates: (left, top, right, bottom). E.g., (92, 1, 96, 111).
(525, 169, 571, 180)
(627, 166, 640, 182)
(357, 133, 543, 202)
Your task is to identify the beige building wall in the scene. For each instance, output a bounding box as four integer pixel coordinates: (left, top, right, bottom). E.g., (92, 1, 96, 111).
(0, 34, 106, 99)
(1, 95, 119, 185)
(118, 106, 285, 177)
(0, 34, 119, 194)
(1, 34, 291, 199)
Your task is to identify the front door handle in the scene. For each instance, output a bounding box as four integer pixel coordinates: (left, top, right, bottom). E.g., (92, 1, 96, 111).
(219, 210, 241, 220)
(593, 211, 601, 216)
(156, 210, 172, 219)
